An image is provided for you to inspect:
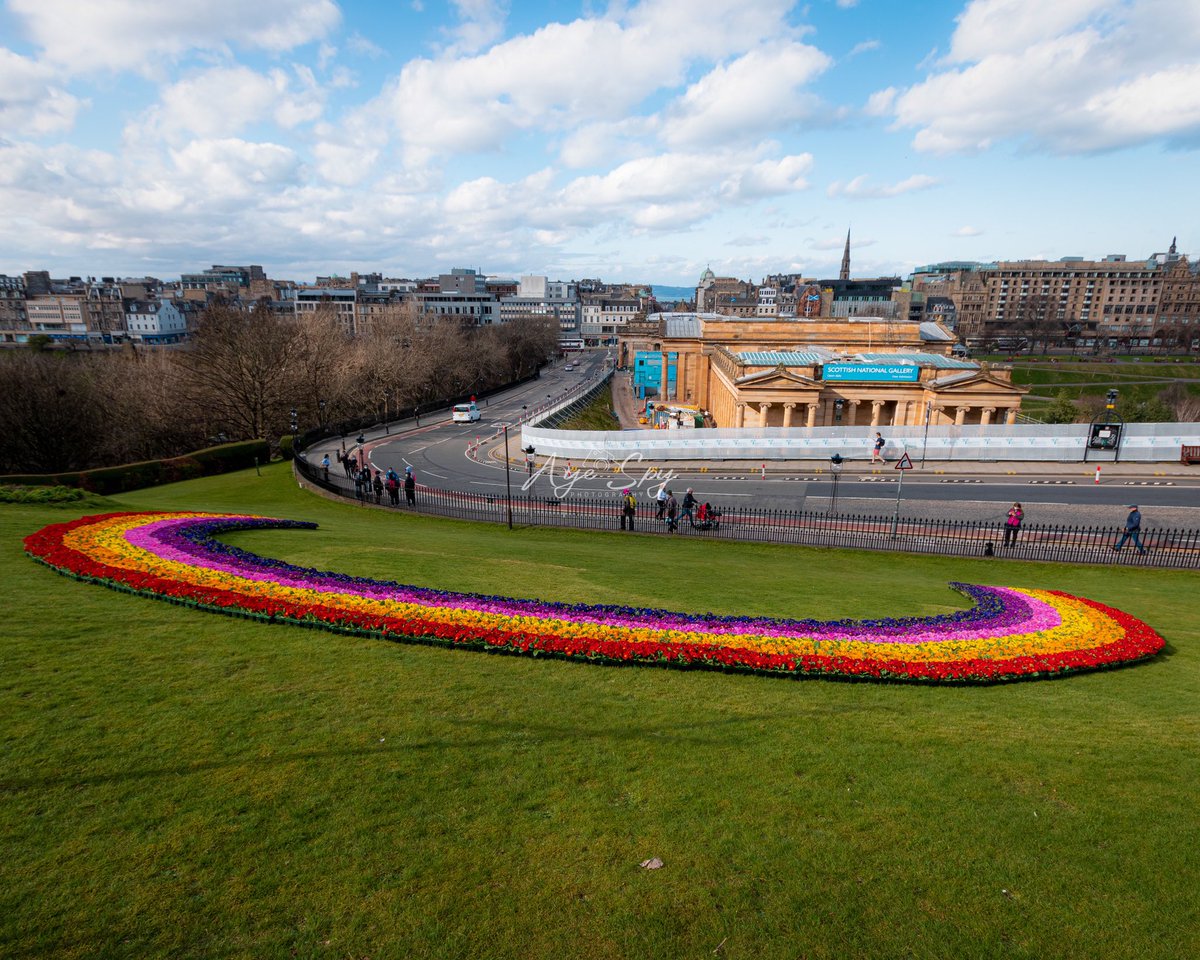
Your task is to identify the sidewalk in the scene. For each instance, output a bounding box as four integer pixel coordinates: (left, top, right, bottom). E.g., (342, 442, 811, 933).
(486, 442, 1198, 480)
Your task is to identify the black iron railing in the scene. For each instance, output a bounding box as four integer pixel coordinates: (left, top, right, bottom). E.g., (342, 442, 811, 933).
(294, 458, 1198, 569)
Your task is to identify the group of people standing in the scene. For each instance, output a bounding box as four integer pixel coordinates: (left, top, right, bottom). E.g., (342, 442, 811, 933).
(619, 486, 716, 533)
(343, 460, 416, 507)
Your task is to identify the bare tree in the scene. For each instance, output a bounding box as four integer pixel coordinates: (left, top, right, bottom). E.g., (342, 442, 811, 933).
(175, 301, 296, 440)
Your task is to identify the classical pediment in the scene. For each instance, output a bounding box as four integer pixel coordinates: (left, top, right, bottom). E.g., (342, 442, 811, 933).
(735, 365, 822, 388)
(928, 371, 1029, 395)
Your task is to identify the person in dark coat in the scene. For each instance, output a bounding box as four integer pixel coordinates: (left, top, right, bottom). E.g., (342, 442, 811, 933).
(403, 467, 416, 506)
(1113, 505, 1147, 554)
(665, 490, 679, 532)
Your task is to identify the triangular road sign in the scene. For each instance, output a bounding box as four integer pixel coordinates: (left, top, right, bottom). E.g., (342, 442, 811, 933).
(895, 452, 914, 470)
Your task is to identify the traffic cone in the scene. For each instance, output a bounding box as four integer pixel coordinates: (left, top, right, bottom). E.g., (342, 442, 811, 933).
(1094, 465, 1101, 484)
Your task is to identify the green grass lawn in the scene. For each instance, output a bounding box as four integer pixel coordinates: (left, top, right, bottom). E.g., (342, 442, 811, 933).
(3, 465, 1198, 959)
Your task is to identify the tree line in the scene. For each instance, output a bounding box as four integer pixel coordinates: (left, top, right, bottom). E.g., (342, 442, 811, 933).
(0, 302, 557, 474)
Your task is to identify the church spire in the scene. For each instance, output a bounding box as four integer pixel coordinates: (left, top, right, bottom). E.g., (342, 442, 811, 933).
(1170, 236, 1177, 255)
(839, 228, 851, 281)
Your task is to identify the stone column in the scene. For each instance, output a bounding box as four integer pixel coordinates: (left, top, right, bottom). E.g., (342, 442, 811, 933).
(980, 407, 996, 426)
(782, 402, 797, 428)
(954, 405, 970, 426)
(892, 401, 907, 426)
(1005, 408, 1018, 425)
(758, 402, 772, 427)
(806, 403, 819, 428)
(870, 401, 884, 426)
(735, 403, 746, 428)
(847, 400, 860, 426)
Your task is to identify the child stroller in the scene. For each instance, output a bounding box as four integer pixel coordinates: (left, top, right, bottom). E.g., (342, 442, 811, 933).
(691, 502, 721, 531)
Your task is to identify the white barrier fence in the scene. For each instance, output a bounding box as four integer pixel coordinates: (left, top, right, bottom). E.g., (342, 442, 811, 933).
(520, 421, 1200, 463)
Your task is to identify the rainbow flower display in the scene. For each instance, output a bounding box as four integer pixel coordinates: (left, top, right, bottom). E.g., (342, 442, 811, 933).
(25, 512, 1164, 684)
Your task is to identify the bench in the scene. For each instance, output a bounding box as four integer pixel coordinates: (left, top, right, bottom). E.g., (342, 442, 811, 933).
(1182, 445, 1200, 465)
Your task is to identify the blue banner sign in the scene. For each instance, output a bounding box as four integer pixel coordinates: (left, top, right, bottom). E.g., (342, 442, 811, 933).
(822, 362, 920, 383)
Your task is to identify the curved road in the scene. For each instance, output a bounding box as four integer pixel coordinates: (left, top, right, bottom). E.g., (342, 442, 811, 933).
(311, 352, 1200, 527)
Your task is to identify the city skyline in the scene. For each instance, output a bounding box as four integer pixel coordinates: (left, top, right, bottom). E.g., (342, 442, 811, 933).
(1, 0, 1197, 284)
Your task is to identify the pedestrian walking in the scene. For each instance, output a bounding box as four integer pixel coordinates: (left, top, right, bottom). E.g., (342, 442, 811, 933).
(681, 488, 697, 526)
(1113, 505, 1148, 555)
(321, 453, 331, 482)
(352, 467, 364, 500)
(621, 488, 637, 531)
(404, 466, 416, 506)
(358, 466, 372, 501)
(655, 485, 668, 519)
(373, 470, 384, 504)
(872, 432, 886, 464)
(665, 489, 679, 532)
(1003, 502, 1023, 547)
(342, 451, 353, 478)
(386, 469, 400, 506)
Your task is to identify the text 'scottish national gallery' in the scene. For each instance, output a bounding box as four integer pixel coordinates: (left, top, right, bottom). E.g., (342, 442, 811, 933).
(618, 313, 1028, 428)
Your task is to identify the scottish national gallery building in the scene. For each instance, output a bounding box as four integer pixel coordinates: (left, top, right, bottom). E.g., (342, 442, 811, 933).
(618, 314, 1027, 429)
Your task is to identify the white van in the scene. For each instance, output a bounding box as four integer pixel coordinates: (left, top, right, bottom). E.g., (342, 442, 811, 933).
(452, 402, 481, 423)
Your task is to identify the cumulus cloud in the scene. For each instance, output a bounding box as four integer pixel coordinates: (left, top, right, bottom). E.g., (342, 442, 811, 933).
(953, 225, 983, 236)
(9, 0, 341, 73)
(375, 0, 807, 157)
(880, 0, 1200, 153)
(0, 48, 85, 136)
(144, 65, 325, 139)
(169, 138, 302, 200)
(662, 42, 831, 146)
(827, 174, 940, 199)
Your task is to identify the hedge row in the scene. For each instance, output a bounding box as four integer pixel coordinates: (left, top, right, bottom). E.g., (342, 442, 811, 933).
(0, 439, 270, 495)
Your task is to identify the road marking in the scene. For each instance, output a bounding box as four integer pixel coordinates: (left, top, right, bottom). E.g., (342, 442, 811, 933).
(1029, 480, 1077, 485)
(940, 479, 983, 483)
(1123, 481, 1176, 486)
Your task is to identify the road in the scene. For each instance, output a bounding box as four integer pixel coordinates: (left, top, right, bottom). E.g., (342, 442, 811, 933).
(309, 352, 1200, 527)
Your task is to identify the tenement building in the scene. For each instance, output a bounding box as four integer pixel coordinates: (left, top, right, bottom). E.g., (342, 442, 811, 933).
(911, 241, 1199, 348)
(619, 313, 1026, 428)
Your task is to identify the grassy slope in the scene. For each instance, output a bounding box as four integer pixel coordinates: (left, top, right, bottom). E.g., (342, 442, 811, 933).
(2, 464, 1197, 959)
(557, 383, 620, 431)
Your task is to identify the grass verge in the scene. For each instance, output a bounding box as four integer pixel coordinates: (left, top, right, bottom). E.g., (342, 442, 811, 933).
(2, 463, 1196, 959)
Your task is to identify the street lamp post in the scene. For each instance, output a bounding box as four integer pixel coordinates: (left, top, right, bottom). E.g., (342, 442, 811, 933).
(524, 445, 536, 478)
(383, 390, 392, 435)
(355, 433, 366, 470)
(829, 453, 843, 515)
(503, 426, 513, 529)
(920, 400, 933, 466)
(318, 399, 326, 430)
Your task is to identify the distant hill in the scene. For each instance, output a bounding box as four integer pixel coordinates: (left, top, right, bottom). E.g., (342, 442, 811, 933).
(650, 285, 694, 304)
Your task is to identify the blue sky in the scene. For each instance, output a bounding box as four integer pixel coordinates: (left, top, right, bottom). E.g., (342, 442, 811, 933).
(1, 0, 1197, 285)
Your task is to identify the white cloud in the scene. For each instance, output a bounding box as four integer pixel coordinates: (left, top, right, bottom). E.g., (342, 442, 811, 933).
(9, 0, 341, 73)
(836, 0, 860, 7)
(375, 0, 806, 157)
(146, 66, 325, 139)
(849, 40, 881, 57)
(953, 225, 983, 237)
(827, 174, 940, 199)
(0, 48, 84, 136)
(662, 42, 831, 146)
(346, 33, 385, 59)
(810, 234, 876, 251)
(443, 0, 508, 54)
(169, 138, 302, 200)
(882, 0, 1200, 153)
